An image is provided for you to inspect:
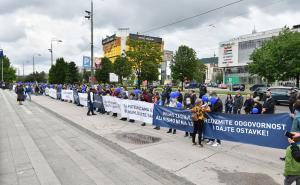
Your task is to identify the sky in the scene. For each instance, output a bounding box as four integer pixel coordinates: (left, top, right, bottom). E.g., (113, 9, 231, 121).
(0, 0, 299, 75)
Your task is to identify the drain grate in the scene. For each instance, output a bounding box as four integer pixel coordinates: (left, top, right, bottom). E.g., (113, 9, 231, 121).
(116, 133, 161, 145)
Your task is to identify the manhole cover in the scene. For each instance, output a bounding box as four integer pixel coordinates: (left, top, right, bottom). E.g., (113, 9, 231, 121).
(116, 133, 161, 145)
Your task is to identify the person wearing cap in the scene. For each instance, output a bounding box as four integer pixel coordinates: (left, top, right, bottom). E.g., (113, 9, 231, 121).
(233, 91, 244, 114)
(262, 91, 275, 114)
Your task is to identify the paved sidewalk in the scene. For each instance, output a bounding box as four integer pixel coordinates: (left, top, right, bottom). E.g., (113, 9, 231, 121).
(29, 93, 285, 185)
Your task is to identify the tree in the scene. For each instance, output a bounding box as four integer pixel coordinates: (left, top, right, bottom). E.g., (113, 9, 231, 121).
(24, 71, 47, 83)
(0, 56, 16, 82)
(66, 61, 79, 84)
(126, 39, 162, 88)
(249, 28, 300, 87)
(194, 60, 207, 83)
(171, 45, 198, 90)
(48, 58, 68, 84)
(140, 60, 160, 85)
(113, 56, 132, 85)
(95, 57, 113, 84)
(82, 69, 91, 83)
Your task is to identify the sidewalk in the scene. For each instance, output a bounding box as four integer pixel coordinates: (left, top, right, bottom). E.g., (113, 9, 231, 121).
(31, 94, 285, 185)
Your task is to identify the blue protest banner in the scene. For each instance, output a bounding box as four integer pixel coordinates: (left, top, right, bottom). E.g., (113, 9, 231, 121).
(203, 113, 292, 149)
(153, 104, 193, 133)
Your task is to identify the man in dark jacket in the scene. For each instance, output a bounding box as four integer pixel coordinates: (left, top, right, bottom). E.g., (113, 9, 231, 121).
(233, 92, 244, 114)
(262, 91, 275, 114)
(87, 87, 96, 116)
(199, 84, 207, 99)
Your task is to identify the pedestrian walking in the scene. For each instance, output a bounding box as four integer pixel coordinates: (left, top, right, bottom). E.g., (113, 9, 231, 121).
(16, 84, 25, 105)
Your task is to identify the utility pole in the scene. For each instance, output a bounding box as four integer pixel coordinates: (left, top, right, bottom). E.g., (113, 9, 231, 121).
(85, 0, 94, 80)
(0, 49, 4, 82)
(23, 61, 24, 78)
(32, 55, 35, 74)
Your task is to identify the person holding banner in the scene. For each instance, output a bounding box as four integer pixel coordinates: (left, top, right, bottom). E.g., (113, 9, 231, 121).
(87, 87, 96, 116)
(191, 99, 210, 147)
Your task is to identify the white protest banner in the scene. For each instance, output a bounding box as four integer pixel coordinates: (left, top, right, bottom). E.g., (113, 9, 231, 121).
(120, 99, 129, 118)
(61, 90, 74, 102)
(45, 87, 49, 96)
(49, 88, 57, 99)
(125, 100, 153, 124)
(78, 93, 88, 107)
(102, 96, 121, 113)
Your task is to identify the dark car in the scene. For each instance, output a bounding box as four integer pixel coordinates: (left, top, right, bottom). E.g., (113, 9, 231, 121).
(232, 84, 245, 91)
(185, 83, 200, 89)
(253, 87, 268, 101)
(266, 86, 299, 105)
(250, 84, 269, 91)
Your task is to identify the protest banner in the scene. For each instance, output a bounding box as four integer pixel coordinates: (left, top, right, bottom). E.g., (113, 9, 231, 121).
(49, 88, 57, 99)
(153, 105, 194, 133)
(102, 96, 121, 113)
(203, 113, 292, 149)
(61, 90, 74, 102)
(123, 100, 153, 124)
(78, 93, 88, 107)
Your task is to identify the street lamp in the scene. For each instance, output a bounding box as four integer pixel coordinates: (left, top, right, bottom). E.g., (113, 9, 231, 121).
(0, 49, 3, 82)
(32, 54, 41, 74)
(49, 39, 62, 66)
(84, 0, 94, 78)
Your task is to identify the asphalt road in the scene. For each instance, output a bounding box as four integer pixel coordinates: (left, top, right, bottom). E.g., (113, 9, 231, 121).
(0, 89, 192, 185)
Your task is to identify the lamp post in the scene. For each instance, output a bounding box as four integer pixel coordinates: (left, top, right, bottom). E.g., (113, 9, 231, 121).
(32, 53, 41, 74)
(0, 49, 3, 82)
(49, 39, 62, 66)
(85, 0, 94, 78)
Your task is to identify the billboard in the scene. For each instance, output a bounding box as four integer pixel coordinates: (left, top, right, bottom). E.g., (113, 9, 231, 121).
(83, 56, 91, 69)
(218, 41, 239, 68)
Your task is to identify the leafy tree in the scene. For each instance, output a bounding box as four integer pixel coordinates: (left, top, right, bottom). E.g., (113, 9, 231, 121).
(66, 61, 79, 84)
(113, 55, 132, 84)
(194, 60, 207, 83)
(249, 28, 300, 87)
(171, 45, 198, 90)
(126, 39, 162, 88)
(82, 69, 91, 83)
(48, 58, 68, 84)
(95, 57, 113, 84)
(140, 60, 160, 85)
(0, 56, 16, 82)
(24, 71, 47, 83)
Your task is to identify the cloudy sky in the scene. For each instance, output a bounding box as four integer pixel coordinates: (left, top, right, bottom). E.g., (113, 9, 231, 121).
(0, 0, 299, 75)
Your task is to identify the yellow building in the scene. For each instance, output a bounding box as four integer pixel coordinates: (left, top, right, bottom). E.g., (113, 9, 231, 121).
(102, 33, 164, 63)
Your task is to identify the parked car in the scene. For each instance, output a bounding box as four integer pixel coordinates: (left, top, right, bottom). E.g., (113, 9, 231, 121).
(250, 84, 269, 91)
(266, 86, 299, 105)
(207, 82, 218, 88)
(218, 83, 227, 89)
(253, 87, 268, 101)
(185, 83, 200, 89)
(232, 84, 245, 91)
